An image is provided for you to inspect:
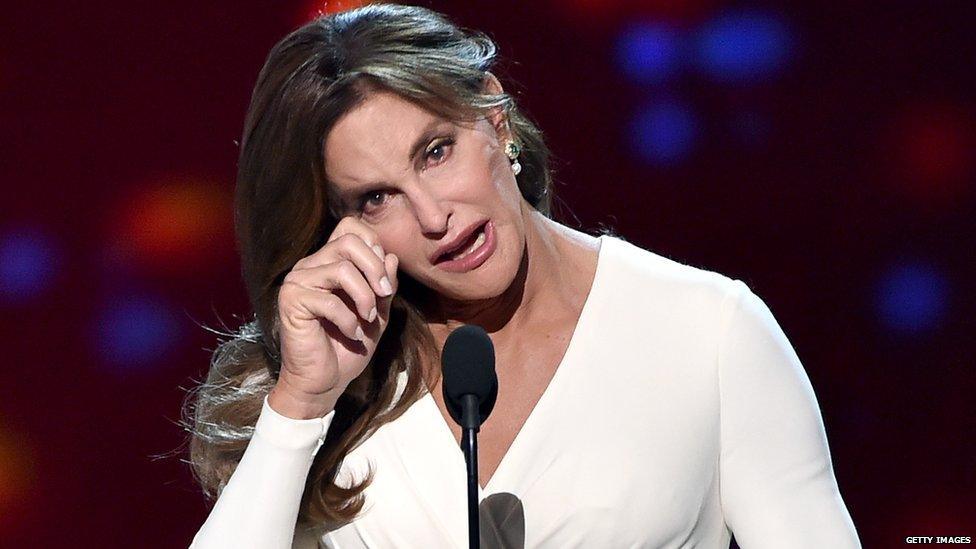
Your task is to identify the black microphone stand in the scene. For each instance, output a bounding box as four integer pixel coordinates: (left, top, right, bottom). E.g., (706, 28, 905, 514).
(460, 393, 481, 549)
(441, 324, 497, 549)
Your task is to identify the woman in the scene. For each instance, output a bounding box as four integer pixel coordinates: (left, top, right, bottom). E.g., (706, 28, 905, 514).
(186, 4, 860, 548)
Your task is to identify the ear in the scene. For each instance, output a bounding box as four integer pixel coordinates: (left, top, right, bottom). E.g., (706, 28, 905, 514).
(482, 72, 512, 143)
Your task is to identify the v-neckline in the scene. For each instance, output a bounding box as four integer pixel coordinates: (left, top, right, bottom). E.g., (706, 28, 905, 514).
(423, 235, 610, 495)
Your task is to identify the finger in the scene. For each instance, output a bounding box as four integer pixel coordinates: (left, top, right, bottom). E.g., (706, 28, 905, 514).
(285, 260, 378, 323)
(295, 224, 370, 271)
(377, 252, 399, 318)
(317, 233, 392, 298)
(296, 226, 391, 299)
(281, 284, 364, 342)
(385, 252, 399, 293)
(326, 216, 379, 248)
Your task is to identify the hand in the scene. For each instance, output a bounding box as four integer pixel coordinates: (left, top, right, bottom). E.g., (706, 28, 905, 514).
(269, 217, 399, 419)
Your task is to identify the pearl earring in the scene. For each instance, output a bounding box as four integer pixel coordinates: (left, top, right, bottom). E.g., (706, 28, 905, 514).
(504, 140, 522, 176)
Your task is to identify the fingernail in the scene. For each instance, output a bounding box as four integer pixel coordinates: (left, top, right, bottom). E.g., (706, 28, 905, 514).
(379, 277, 393, 296)
(368, 307, 377, 322)
(372, 244, 384, 260)
(355, 326, 365, 341)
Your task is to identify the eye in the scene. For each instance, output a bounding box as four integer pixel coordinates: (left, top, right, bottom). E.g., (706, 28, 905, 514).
(423, 137, 455, 170)
(356, 189, 390, 216)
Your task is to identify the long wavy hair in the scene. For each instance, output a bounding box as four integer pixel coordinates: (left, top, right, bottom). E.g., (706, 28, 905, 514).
(180, 3, 556, 532)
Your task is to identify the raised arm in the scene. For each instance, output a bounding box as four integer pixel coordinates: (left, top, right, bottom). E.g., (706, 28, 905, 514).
(189, 395, 335, 549)
(189, 218, 400, 548)
(717, 281, 860, 548)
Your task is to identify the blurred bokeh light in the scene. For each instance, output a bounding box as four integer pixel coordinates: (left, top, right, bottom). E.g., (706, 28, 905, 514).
(693, 8, 793, 83)
(105, 174, 233, 277)
(616, 22, 684, 85)
(881, 102, 975, 207)
(630, 98, 699, 165)
(0, 424, 35, 522)
(91, 292, 185, 372)
(874, 260, 950, 334)
(0, 226, 60, 305)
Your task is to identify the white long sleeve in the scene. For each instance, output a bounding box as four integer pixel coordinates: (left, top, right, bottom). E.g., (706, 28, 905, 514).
(718, 280, 861, 547)
(189, 394, 336, 549)
(187, 236, 862, 547)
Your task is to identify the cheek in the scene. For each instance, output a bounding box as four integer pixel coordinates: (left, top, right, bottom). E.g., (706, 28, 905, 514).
(468, 141, 518, 203)
(378, 230, 412, 259)
(375, 222, 427, 271)
(490, 155, 522, 207)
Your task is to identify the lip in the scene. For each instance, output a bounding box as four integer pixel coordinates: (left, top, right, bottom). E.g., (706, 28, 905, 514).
(434, 220, 495, 273)
(431, 220, 489, 263)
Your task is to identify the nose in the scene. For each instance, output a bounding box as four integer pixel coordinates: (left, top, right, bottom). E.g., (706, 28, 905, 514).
(409, 186, 450, 236)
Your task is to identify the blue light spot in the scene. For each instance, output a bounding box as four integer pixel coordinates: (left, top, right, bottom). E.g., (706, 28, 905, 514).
(93, 293, 183, 372)
(875, 261, 949, 334)
(0, 227, 60, 304)
(694, 9, 792, 83)
(616, 22, 684, 84)
(630, 100, 698, 165)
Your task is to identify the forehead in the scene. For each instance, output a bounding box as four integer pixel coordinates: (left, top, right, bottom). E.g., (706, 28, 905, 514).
(323, 91, 442, 187)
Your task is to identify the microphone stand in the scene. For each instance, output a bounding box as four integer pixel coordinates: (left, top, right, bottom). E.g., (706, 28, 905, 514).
(460, 393, 481, 549)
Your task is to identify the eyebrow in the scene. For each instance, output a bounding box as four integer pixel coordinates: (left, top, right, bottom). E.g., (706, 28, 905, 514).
(338, 119, 449, 205)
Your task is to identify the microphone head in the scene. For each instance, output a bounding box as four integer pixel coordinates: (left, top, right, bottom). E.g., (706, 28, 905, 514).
(441, 324, 498, 427)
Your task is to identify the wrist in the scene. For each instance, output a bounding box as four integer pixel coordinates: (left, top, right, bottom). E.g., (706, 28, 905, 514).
(267, 382, 342, 420)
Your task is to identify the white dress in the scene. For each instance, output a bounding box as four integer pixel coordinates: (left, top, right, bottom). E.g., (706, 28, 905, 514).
(190, 235, 861, 548)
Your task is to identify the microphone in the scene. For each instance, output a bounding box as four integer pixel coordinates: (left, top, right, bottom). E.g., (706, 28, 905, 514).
(441, 324, 498, 549)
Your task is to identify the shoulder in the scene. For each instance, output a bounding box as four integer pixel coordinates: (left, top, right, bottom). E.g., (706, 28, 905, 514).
(595, 234, 750, 314)
(600, 236, 808, 389)
(578, 234, 757, 359)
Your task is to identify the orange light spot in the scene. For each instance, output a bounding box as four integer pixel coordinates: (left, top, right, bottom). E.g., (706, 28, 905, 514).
(299, 0, 370, 24)
(0, 423, 35, 524)
(111, 174, 233, 275)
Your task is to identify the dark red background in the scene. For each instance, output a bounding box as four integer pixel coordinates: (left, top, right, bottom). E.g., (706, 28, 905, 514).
(1, 1, 973, 547)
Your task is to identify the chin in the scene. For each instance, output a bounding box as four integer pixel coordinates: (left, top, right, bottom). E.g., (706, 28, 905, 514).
(426, 261, 516, 302)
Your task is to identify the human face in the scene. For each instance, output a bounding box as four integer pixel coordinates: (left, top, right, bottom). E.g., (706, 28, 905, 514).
(323, 90, 527, 302)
